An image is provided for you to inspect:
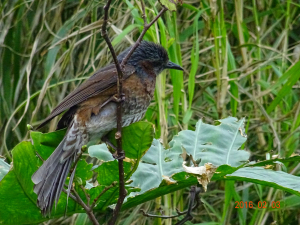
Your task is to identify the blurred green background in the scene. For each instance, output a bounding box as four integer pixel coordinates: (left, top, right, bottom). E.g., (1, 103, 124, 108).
(1, 0, 300, 224)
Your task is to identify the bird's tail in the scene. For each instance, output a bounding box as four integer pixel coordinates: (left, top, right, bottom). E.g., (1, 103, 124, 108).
(31, 136, 74, 216)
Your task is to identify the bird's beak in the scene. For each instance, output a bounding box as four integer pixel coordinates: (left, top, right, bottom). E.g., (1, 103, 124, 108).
(165, 61, 183, 71)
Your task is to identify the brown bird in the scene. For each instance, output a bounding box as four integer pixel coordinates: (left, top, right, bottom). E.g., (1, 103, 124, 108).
(31, 41, 183, 216)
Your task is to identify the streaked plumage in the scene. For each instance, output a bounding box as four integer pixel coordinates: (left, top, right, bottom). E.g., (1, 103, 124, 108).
(31, 41, 183, 216)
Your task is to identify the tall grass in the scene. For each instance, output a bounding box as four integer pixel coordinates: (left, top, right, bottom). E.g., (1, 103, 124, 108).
(1, 0, 300, 224)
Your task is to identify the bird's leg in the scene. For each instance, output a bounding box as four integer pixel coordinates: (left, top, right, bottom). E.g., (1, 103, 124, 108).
(112, 93, 125, 102)
(112, 151, 125, 160)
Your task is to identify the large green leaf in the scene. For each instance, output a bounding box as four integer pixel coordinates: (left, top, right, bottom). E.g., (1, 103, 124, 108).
(94, 160, 132, 186)
(0, 157, 10, 181)
(30, 129, 66, 159)
(224, 167, 300, 197)
(169, 117, 250, 167)
(128, 139, 183, 196)
(0, 141, 80, 225)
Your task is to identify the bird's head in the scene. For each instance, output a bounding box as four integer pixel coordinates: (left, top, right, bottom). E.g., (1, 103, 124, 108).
(117, 41, 183, 76)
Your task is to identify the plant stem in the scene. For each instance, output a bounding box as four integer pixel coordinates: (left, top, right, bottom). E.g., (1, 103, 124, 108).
(101, 1, 167, 224)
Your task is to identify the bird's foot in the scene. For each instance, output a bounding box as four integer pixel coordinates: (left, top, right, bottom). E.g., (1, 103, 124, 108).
(112, 93, 125, 103)
(112, 151, 125, 160)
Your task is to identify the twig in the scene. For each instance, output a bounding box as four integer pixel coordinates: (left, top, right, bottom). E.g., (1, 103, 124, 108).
(175, 186, 200, 225)
(80, 185, 90, 207)
(102, 136, 117, 151)
(35, 151, 44, 162)
(62, 144, 99, 224)
(141, 186, 201, 225)
(101, 1, 127, 224)
(71, 187, 100, 225)
(62, 188, 79, 204)
(91, 181, 118, 209)
(120, 6, 168, 68)
(101, 1, 168, 224)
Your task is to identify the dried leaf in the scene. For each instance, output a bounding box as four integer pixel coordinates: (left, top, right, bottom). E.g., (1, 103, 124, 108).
(162, 175, 177, 185)
(182, 162, 217, 191)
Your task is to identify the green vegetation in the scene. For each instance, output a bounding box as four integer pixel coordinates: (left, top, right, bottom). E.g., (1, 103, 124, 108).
(1, 0, 300, 224)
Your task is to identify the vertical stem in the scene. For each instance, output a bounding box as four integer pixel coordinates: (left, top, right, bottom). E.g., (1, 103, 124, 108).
(101, 1, 167, 224)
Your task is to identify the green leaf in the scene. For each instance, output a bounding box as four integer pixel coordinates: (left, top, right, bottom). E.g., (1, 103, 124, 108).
(159, 0, 180, 11)
(88, 144, 114, 161)
(267, 60, 300, 113)
(75, 160, 93, 184)
(88, 185, 119, 210)
(125, 118, 249, 209)
(169, 117, 250, 167)
(74, 213, 92, 225)
(225, 167, 300, 197)
(129, 139, 184, 196)
(111, 24, 139, 46)
(0, 157, 10, 181)
(45, 9, 87, 75)
(107, 122, 154, 160)
(0, 141, 80, 225)
(30, 129, 66, 159)
(94, 161, 132, 186)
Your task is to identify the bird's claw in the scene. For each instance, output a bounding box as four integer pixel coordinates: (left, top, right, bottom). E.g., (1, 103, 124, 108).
(113, 93, 125, 103)
(112, 151, 125, 160)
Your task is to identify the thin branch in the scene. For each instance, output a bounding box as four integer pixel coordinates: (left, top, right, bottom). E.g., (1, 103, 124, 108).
(175, 186, 200, 225)
(101, 1, 127, 224)
(80, 185, 90, 207)
(62, 144, 98, 225)
(140, 0, 147, 26)
(91, 181, 117, 209)
(35, 151, 44, 162)
(141, 186, 201, 225)
(120, 6, 167, 68)
(71, 187, 100, 225)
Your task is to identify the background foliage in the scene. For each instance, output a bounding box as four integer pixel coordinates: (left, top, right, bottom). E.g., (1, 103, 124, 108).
(1, 0, 300, 224)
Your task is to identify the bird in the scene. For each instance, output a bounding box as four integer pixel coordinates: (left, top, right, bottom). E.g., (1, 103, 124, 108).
(31, 41, 183, 216)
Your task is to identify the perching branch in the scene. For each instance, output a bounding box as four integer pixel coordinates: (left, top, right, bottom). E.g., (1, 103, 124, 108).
(101, 1, 127, 224)
(141, 186, 201, 225)
(100, 1, 168, 224)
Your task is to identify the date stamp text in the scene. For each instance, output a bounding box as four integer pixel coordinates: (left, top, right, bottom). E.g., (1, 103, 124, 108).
(235, 201, 280, 209)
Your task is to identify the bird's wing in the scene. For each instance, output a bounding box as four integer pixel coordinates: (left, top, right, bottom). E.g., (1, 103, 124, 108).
(37, 64, 135, 129)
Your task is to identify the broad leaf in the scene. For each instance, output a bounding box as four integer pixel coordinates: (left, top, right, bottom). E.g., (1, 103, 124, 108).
(75, 160, 93, 185)
(225, 167, 300, 197)
(94, 160, 132, 186)
(0, 141, 80, 225)
(169, 117, 249, 167)
(129, 139, 183, 196)
(31, 129, 66, 159)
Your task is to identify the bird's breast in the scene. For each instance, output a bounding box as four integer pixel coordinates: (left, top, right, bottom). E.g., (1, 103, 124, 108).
(83, 73, 156, 141)
(122, 73, 156, 114)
